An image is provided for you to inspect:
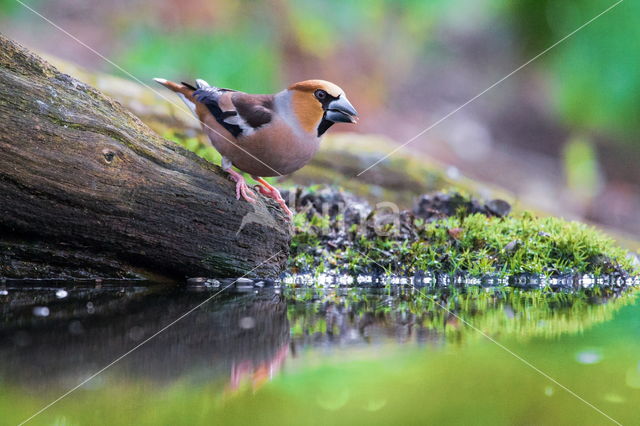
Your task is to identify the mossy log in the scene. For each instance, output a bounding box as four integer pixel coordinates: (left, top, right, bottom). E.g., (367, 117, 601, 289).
(0, 34, 291, 281)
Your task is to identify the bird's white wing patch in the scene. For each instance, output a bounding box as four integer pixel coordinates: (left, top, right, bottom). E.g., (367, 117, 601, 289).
(233, 118, 257, 136)
(223, 115, 242, 125)
(196, 79, 210, 88)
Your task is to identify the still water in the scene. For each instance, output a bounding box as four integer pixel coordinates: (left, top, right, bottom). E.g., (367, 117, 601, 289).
(1, 281, 639, 425)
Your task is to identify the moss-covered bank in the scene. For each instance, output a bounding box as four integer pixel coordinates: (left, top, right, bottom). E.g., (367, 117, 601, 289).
(288, 187, 638, 278)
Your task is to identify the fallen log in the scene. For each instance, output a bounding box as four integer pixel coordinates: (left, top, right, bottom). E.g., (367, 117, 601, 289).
(0, 33, 291, 281)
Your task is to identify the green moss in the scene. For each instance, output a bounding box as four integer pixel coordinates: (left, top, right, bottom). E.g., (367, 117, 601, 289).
(290, 208, 638, 278)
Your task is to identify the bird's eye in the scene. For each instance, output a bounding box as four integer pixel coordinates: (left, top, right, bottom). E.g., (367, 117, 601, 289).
(315, 90, 327, 100)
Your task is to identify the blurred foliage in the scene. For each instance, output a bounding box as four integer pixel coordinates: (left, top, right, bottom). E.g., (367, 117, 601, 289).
(164, 130, 222, 164)
(563, 136, 601, 199)
(118, 29, 280, 93)
(111, 0, 452, 95)
(0, 0, 22, 15)
(2, 0, 638, 141)
(511, 0, 640, 139)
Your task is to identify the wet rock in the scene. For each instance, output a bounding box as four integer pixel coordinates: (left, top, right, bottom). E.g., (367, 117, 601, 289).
(205, 279, 221, 288)
(258, 279, 276, 287)
(286, 186, 513, 236)
(587, 254, 627, 276)
(283, 186, 372, 225)
(504, 240, 522, 253)
(485, 199, 511, 217)
(413, 193, 512, 221)
(412, 192, 485, 221)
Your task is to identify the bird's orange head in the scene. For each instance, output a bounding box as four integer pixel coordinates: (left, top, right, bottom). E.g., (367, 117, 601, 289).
(288, 79, 358, 136)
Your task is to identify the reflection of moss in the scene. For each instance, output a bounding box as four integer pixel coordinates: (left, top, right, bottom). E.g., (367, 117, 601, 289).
(286, 287, 638, 341)
(418, 287, 637, 341)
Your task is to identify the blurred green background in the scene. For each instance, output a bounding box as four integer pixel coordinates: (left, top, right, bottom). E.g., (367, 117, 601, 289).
(1, 0, 639, 238)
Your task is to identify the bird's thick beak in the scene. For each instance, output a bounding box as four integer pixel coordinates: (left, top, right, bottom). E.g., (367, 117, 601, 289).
(325, 96, 358, 123)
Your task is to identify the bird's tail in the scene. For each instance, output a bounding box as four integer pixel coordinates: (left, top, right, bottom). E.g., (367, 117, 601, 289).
(153, 78, 198, 117)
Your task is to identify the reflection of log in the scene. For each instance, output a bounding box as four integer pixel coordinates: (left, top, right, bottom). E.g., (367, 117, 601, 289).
(0, 289, 289, 388)
(0, 34, 290, 280)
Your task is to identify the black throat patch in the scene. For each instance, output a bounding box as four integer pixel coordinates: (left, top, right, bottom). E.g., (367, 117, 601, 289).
(317, 118, 335, 137)
(317, 93, 339, 137)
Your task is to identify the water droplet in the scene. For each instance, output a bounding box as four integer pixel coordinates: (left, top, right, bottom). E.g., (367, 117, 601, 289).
(127, 326, 145, 341)
(0, 289, 8, 296)
(446, 166, 461, 180)
(603, 393, 625, 404)
(576, 349, 603, 364)
(13, 331, 31, 347)
(68, 320, 84, 335)
(55, 289, 68, 299)
(33, 306, 50, 317)
(316, 388, 350, 411)
(625, 362, 640, 389)
(239, 316, 256, 329)
(544, 386, 554, 396)
(86, 301, 95, 314)
(363, 398, 387, 411)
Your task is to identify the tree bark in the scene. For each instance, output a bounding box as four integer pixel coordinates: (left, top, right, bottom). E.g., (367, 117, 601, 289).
(0, 33, 291, 281)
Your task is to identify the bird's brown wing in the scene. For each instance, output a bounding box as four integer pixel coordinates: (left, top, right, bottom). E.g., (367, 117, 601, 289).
(193, 86, 274, 138)
(231, 93, 274, 129)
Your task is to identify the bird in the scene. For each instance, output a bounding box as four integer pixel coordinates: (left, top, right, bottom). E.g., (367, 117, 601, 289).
(153, 78, 358, 218)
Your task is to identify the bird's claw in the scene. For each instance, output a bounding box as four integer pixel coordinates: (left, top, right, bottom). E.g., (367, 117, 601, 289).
(236, 181, 256, 203)
(228, 170, 256, 203)
(257, 184, 293, 218)
(254, 184, 272, 197)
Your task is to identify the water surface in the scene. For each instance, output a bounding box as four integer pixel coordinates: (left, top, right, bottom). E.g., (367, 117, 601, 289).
(1, 282, 639, 425)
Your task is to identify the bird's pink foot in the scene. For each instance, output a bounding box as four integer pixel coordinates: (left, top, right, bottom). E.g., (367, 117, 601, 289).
(253, 177, 293, 218)
(227, 169, 256, 203)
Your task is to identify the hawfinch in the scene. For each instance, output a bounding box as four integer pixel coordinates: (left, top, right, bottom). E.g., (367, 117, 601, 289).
(154, 78, 358, 217)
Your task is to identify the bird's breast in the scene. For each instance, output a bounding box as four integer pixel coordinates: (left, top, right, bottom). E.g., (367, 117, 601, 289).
(207, 117, 320, 177)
